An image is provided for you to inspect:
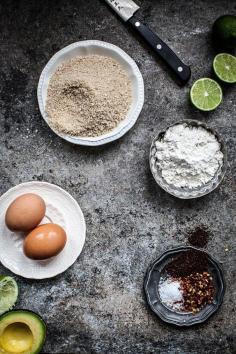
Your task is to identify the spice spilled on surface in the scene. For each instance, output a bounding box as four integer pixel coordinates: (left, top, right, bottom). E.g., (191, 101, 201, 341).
(46, 55, 132, 137)
(187, 226, 210, 248)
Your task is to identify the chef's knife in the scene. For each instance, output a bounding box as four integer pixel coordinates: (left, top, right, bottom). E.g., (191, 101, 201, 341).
(104, 0, 191, 84)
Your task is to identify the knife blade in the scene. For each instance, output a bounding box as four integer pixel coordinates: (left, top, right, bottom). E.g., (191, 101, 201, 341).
(104, 0, 191, 84)
(104, 0, 139, 21)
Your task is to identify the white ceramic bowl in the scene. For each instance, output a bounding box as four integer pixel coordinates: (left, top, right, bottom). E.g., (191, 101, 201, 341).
(37, 40, 144, 146)
(0, 182, 86, 279)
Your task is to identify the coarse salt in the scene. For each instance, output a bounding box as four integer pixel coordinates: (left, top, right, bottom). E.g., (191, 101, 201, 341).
(158, 277, 183, 310)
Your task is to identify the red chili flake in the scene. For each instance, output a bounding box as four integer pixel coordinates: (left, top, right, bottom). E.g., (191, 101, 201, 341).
(179, 272, 215, 313)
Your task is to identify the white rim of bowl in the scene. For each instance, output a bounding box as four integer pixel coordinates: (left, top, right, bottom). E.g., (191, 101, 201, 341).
(37, 40, 144, 146)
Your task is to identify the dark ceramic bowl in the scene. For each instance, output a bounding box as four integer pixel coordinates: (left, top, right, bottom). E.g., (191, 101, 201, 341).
(144, 246, 225, 327)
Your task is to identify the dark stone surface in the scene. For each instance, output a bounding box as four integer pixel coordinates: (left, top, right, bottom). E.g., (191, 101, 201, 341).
(0, 0, 236, 353)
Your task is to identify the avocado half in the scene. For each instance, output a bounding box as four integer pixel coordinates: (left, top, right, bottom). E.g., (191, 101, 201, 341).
(0, 310, 46, 354)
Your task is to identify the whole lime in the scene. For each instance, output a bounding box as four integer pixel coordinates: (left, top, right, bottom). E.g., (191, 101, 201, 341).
(212, 15, 236, 50)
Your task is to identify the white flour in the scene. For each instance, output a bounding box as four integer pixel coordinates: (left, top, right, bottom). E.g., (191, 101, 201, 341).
(154, 123, 223, 188)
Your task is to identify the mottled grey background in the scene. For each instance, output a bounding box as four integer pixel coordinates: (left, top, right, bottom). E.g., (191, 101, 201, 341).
(0, 0, 235, 353)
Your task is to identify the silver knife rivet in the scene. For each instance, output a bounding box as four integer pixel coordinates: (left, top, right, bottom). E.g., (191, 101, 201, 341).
(178, 66, 183, 72)
(157, 44, 162, 50)
(135, 21, 140, 27)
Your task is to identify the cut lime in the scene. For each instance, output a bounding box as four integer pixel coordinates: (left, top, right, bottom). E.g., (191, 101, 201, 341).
(0, 276, 18, 315)
(190, 78, 223, 111)
(213, 53, 236, 83)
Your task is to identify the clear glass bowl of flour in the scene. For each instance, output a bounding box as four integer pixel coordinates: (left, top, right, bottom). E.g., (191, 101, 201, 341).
(150, 120, 227, 199)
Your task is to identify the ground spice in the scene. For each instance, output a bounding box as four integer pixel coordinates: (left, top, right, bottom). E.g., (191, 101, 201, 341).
(188, 226, 210, 248)
(165, 250, 208, 277)
(46, 55, 132, 137)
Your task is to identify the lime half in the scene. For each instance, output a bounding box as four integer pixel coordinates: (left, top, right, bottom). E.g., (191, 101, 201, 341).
(0, 276, 18, 315)
(190, 78, 223, 111)
(213, 53, 236, 83)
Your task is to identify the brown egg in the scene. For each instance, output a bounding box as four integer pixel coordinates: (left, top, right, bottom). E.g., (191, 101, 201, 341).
(5, 193, 46, 232)
(24, 223, 67, 260)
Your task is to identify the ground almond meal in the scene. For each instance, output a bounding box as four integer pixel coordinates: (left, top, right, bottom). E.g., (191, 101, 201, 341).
(46, 55, 132, 137)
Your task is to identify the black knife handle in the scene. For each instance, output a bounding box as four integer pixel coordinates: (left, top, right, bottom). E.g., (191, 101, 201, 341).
(128, 17, 191, 84)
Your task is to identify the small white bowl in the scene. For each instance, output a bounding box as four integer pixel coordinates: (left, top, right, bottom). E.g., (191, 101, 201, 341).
(37, 40, 144, 146)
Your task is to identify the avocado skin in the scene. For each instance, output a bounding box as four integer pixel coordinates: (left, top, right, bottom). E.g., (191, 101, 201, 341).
(0, 310, 46, 354)
(212, 15, 236, 50)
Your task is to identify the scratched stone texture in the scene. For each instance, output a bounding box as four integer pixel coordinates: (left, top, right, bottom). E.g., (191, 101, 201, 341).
(0, 0, 235, 353)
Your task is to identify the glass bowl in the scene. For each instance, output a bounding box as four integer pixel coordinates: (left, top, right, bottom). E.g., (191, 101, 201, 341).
(149, 120, 227, 199)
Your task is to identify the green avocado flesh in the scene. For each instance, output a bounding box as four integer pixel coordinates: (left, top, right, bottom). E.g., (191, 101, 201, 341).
(0, 311, 46, 354)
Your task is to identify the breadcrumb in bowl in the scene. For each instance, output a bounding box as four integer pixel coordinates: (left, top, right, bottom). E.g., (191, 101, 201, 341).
(38, 40, 144, 146)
